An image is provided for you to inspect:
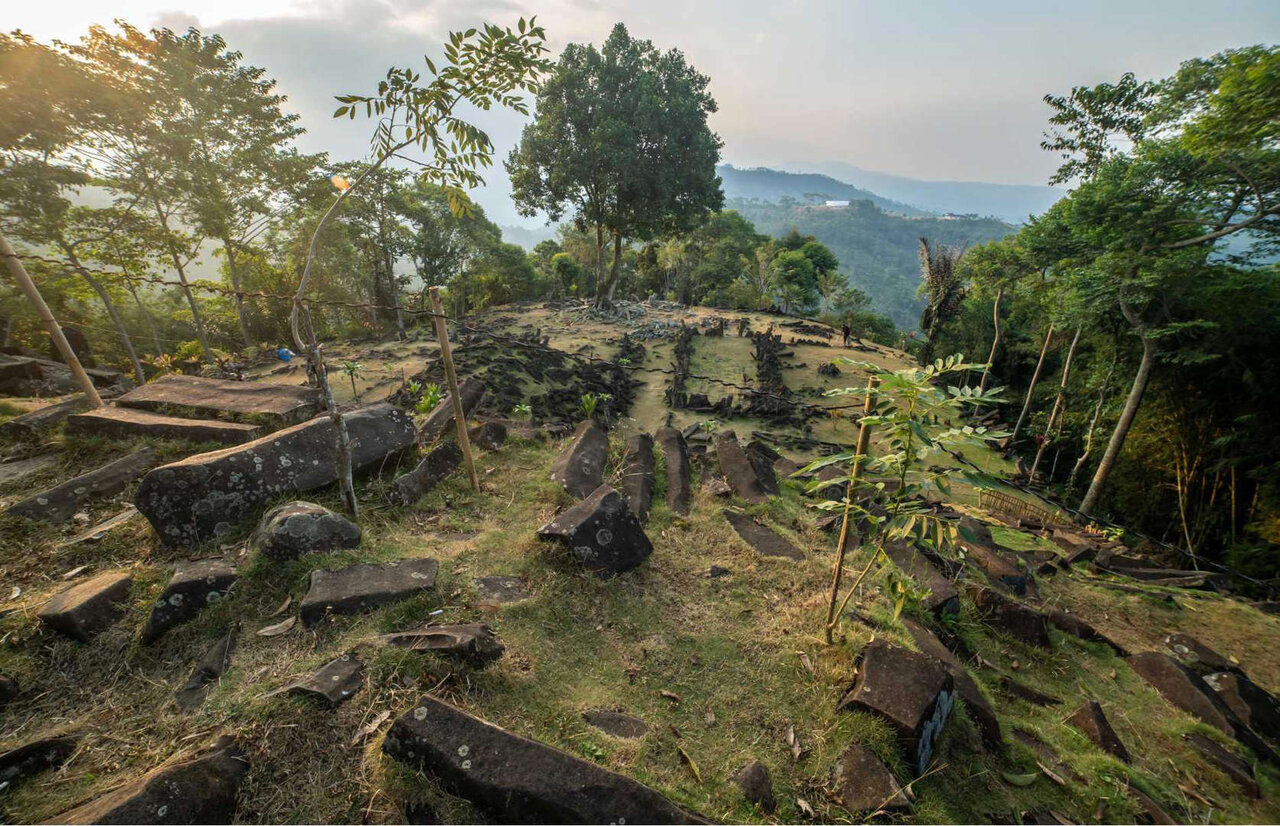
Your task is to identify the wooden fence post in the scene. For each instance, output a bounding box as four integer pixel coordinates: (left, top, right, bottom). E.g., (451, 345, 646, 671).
(428, 287, 479, 492)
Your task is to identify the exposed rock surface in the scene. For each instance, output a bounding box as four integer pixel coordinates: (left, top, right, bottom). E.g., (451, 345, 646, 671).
(959, 516, 1033, 596)
(7, 447, 158, 524)
(141, 559, 238, 642)
(0, 673, 16, 706)
(391, 442, 463, 505)
(723, 510, 803, 560)
(537, 485, 653, 576)
(1184, 732, 1258, 797)
(0, 454, 57, 486)
(472, 576, 529, 606)
(379, 624, 504, 667)
(830, 743, 910, 814)
(1066, 701, 1131, 762)
(732, 759, 776, 814)
(1163, 633, 1240, 677)
(884, 541, 959, 618)
(971, 587, 1051, 648)
(1204, 671, 1280, 741)
(0, 734, 81, 787)
(67, 407, 261, 445)
(299, 558, 439, 627)
(0, 395, 93, 440)
(468, 420, 507, 451)
(655, 426, 692, 515)
(250, 501, 362, 561)
(901, 618, 1002, 749)
(714, 430, 767, 504)
(383, 696, 702, 824)
(745, 440, 780, 495)
(620, 433, 655, 522)
(136, 405, 415, 548)
(116, 373, 318, 426)
(1001, 677, 1062, 706)
(38, 571, 133, 641)
(1126, 652, 1235, 735)
(1044, 608, 1128, 654)
(547, 420, 609, 499)
(419, 376, 485, 442)
(286, 653, 365, 706)
(174, 630, 236, 712)
(583, 710, 650, 740)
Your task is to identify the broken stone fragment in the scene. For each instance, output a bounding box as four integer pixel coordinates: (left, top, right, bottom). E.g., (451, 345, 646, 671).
(547, 420, 609, 499)
(713, 429, 767, 504)
(1162, 633, 1240, 677)
(900, 618, 1002, 750)
(38, 571, 133, 642)
(655, 426, 691, 515)
(1044, 607, 1128, 655)
(0, 734, 81, 788)
(838, 640, 954, 774)
(537, 485, 653, 577)
(472, 576, 529, 606)
(883, 541, 959, 618)
(67, 407, 261, 445)
(1066, 700, 1131, 763)
(1184, 732, 1258, 797)
(583, 710, 650, 740)
(731, 759, 776, 814)
(390, 442, 463, 506)
(7, 447, 158, 524)
(620, 433, 655, 523)
(1001, 677, 1062, 706)
(382, 695, 702, 824)
(419, 376, 485, 442)
(379, 624, 504, 668)
(46, 736, 248, 825)
(174, 629, 237, 712)
(970, 586, 1051, 648)
(1203, 670, 1280, 741)
(467, 420, 507, 452)
(723, 510, 802, 560)
(1126, 652, 1235, 736)
(286, 653, 365, 706)
(141, 559, 237, 643)
(116, 373, 319, 426)
(249, 501, 361, 561)
(299, 558, 439, 627)
(958, 516, 1033, 596)
(830, 743, 910, 814)
(745, 440, 780, 495)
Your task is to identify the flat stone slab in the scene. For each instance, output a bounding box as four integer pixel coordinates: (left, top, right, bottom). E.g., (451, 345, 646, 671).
(383, 695, 702, 824)
(538, 485, 653, 577)
(473, 576, 529, 605)
(0, 395, 93, 440)
(468, 420, 507, 451)
(731, 759, 775, 814)
(249, 501, 361, 561)
(655, 426, 691, 515)
(0, 454, 57, 485)
(838, 640, 955, 774)
(1001, 677, 1062, 706)
(136, 404, 415, 548)
(1044, 608, 1128, 655)
(175, 630, 236, 712)
(47, 737, 247, 824)
(621, 433, 655, 523)
(379, 624, 504, 668)
(116, 374, 319, 426)
(959, 516, 1033, 596)
(58, 507, 140, 548)
(724, 510, 802, 560)
(300, 558, 438, 627)
(286, 653, 364, 706)
(714, 430, 767, 504)
(142, 559, 238, 642)
(971, 587, 1051, 648)
(38, 571, 133, 642)
(548, 420, 609, 499)
(1163, 633, 1239, 677)
(583, 710, 650, 739)
(831, 743, 910, 815)
(391, 441, 462, 506)
(7, 447, 158, 524)
(1184, 732, 1257, 797)
(884, 541, 959, 618)
(67, 407, 261, 445)
(745, 440, 780, 496)
(1066, 701, 1130, 762)
(0, 734, 81, 788)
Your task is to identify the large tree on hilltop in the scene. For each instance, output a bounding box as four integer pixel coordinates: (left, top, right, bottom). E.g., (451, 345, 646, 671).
(506, 23, 724, 307)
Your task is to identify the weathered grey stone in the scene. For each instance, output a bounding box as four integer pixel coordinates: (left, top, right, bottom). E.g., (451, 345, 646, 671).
(473, 576, 530, 605)
(971, 587, 1051, 648)
(838, 640, 954, 774)
(47, 737, 247, 825)
(286, 653, 365, 706)
(468, 420, 507, 452)
(379, 624, 504, 668)
(383, 696, 702, 824)
(583, 710, 650, 739)
(548, 420, 609, 499)
(0, 734, 80, 787)
(537, 485, 653, 577)
(714, 430, 767, 504)
(830, 743, 910, 814)
(135, 405, 415, 548)
(745, 440, 780, 496)
(723, 510, 802, 560)
(901, 618, 1002, 750)
(391, 442, 463, 506)
(174, 630, 236, 712)
(116, 373, 318, 426)
(299, 558, 438, 627)
(141, 559, 237, 642)
(250, 501, 361, 561)
(655, 426, 692, 515)
(1184, 732, 1257, 797)
(732, 759, 776, 814)
(7, 448, 158, 524)
(884, 541, 959, 618)
(38, 571, 133, 642)
(1066, 701, 1130, 763)
(67, 407, 261, 445)
(420, 376, 485, 442)
(0, 454, 57, 486)
(621, 433, 655, 523)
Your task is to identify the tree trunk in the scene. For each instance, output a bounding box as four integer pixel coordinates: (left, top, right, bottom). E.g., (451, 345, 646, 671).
(978, 287, 1003, 393)
(1078, 334, 1156, 517)
(605, 232, 623, 302)
(81, 272, 145, 386)
(153, 204, 214, 363)
(1030, 326, 1081, 482)
(126, 281, 164, 356)
(593, 224, 607, 307)
(1011, 323, 1054, 445)
(222, 240, 253, 349)
(384, 247, 406, 340)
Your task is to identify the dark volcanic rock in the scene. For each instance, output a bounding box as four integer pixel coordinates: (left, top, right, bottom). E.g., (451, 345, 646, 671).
(1163, 634, 1240, 677)
(713, 430, 767, 504)
(380, 624, 504, 668)
(174, 630, 236, 712)
(7, 447, 158, 524)
(473, 576, 530, 605)
(1204, 671, 1280, 741)
(1013, 730, 1080, 784)
(299, 558, 439, 627)
(883, 541, 959, 618)
(136, 405, 415, 548)
(0, 673, 16, 706)
(1045, 608, 1128, 655)
(959, 516, 1032, 596)
(901, 619, 1002, 750)
(838, 640, 954, 773)
(67, 407, 261, 445)
(724, 510, 802, 560)
(47, 737, 247, 825)
(1050, 528, 1099, 562)
(971, 587, 1051, 648)
(383, 695, 702, 824)
(250, 501, 362, 561)
(390, 442, 463, 506)
(1126, 652, 1234, 735)
(286, 653, 365, 706)
(0, 734, 80, 787)
(745, 440, 780, 495)
(468, 420, 507, 452)
(655, 426, 692, 515)
(732, 759, 776, 814)
(537, 485, 653, 577)
(621, 433, 655, 522)
(1066, 701, 1131, 762)
(583, 710, 650, 740)
(420, 376, 485, 442)
(1184, 732, 1258, 797)
(116, 373, 318, 426)
(1001, 677, 1062, 707)
(38, 571, 133, 642)
(0, 394, 93, 440)
(830, 743, 910, 814)
(548, 420, 609, 499)
(1128, 785, 1176, 825)
(141, 559, 237, 642)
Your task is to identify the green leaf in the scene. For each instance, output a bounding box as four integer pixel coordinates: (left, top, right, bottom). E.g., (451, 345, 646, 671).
(1000, 771, 1039, 787)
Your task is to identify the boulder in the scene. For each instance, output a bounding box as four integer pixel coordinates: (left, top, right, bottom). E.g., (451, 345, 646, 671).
(1066, 701, 1131, 763)
(1126, 652, 1234, 735)
(47, 737, 247, 825)
(7, 448, 158, 524)
(901, 618, 1002, 750)
(971, 587, 1051, 648)
(419, 377, 485, 442)
(141, 559, 238, 642)
(38, 571, 133, 642)
(838, 640, 954, 773)
(249, 501, 361, 561)
(620, 433, 655, 522)
(299, 558, 438, 627)
(468, 420, 507, 452)
(135, 405, 415, 548)
(830, 743, 910, 814)
(655, 426, 692, 515)
(959, 516, 1032, 596)
(1050, 528, 1099, 562)
(732, 759, 776, 814)
(285, 653, 365, 706)
(0, 734, 81, 787)
(547, 420, 609, 499)
(383, 696, 702, 824)
(174, 630, 236, 712)
(883, 541, 959, 618)
(1184, 732, 1258, 797)
(583, 710, 650, 740)
(724, 510, 802, 560)
(379, 624, 504, 668)
(537, 485, 653, 577)
(390, 442, 463, 506)
(713, 430, 767, 504)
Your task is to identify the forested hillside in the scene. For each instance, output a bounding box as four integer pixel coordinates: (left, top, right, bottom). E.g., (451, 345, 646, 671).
(716, 164, 924, 215)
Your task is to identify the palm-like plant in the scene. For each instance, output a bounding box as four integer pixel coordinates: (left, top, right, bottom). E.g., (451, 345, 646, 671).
(917, 238, 967, 366)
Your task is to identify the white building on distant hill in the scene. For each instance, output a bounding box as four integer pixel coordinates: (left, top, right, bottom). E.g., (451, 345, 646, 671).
(822, 200, 850, 208)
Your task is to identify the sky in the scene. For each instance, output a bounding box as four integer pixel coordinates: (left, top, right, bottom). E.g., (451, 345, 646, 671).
(11, 0, 1280, 227)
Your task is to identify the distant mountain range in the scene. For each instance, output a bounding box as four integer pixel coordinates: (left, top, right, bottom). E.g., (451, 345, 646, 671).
(714, 164, 927, 216)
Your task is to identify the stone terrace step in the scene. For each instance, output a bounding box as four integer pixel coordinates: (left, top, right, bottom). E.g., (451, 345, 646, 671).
(115, 374, 319, 427)
(67, 407, 262, 445)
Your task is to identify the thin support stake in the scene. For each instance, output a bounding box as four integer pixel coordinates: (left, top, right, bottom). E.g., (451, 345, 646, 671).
(824, 375, 877, 644)
(429, 286, 479, 493)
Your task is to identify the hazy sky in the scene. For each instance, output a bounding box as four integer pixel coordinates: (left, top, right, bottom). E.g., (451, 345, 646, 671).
(11, 0, 1280, 226)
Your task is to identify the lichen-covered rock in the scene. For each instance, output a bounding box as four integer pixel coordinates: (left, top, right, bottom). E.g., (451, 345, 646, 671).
(390, 442, 462, 506)
(468, 420, 507, 452)
(7, 448, 158, 524)
(285, 653, 365, 706)
(38, 571, 133, 642)
(0, 734, 81, 788)
(379, 624, 505, 668)
(537, 485, 653, 577)
(135, 405, 415, 548)
(250, 501, 361, 561)
(299, 558, 439, 627)
(141, 559, 237, 642)
(548, 420, 609, 499)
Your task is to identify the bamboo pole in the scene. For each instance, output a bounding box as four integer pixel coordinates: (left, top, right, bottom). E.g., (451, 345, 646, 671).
(0, 234, 103, 407)
(429, 286, 479, 492)
(824, 375, 877, 644)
